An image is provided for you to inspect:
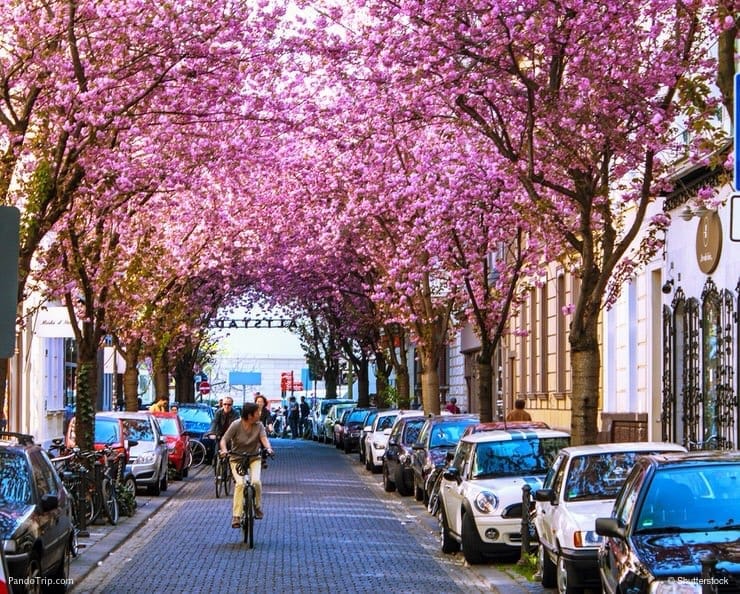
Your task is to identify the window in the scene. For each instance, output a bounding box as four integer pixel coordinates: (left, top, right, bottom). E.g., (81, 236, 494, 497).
(0, 452, 31, 504)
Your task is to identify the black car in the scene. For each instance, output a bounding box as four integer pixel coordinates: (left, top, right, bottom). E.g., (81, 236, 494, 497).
(176, 403, 216, 462)
(382, 415, 426, 496)
(0, 432, 75, 591)
(410, 414, 479, 502)
(358, 409, 379, 463)
(341, 407, 376, 454)
(596, 450, 740, 594)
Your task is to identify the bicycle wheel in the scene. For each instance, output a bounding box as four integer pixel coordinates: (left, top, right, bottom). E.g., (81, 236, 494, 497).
(215, 457, 224, 498)
(189, 440, 206, 466)
(243, 484, 254, 548)
(102, 478, 119, 526)
(223, 462, 231, 496)
(80, 477, 97, 525)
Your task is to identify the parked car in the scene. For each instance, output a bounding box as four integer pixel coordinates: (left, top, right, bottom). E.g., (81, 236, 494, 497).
(65, 413, 134, 465)
(0, 431, 75, 591)
(411, 414, 479, 502)
(176, 403, 216, 462)
(533, 441, 687, 593)
(364, 410, 423, 473)
(462, 420, 550, 437)
(438, 426, 570, 564)
(358, 409, 379, 463)
(332, 407, 353, 449)
(152, 411, 191, 480)
(322, 403, 355, 445)
(341, 407, 376, 454)
(596, 451, 740, 594)
(382, 414, 427, 496)
(98, 412, 169, 495)
(0, 549, 9, 594)
(311, 398, 354, 442)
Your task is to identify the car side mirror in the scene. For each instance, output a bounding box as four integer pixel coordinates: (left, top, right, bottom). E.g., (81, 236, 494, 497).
(40, 493, 59, 512)
(534, 488, 557, 504)
(388, 437, 398, 446)
(383, 428, 392, 436)
(159, 437, 167, 445)
(126, 438, 139, 448)
(443, 466, 461, 484)
(595, 517, 625, 539)
(363, 426, 371, 432)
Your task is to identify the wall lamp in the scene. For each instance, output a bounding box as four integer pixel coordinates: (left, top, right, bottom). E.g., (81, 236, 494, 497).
(661, 278, 674, 294)
(679, 204, 713, 221)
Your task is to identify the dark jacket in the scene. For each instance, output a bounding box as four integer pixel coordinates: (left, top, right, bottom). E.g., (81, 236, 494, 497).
(209, 407, 239, 437)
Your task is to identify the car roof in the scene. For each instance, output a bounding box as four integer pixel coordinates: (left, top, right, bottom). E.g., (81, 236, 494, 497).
(464, 420, 550, 435)
(175, 402, 212, 408)
(641, 450, 740, 468)
(0, 431, 35, 449)
(98, 411, 155, 420)
(462, 427, 570, 443)
(151, 411, 179, 418)
(425, 414, 479, 424)
(558, 441, 687, 457)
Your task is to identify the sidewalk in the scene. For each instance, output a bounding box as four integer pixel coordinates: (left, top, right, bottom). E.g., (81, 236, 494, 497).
(68, 466, 203, 590)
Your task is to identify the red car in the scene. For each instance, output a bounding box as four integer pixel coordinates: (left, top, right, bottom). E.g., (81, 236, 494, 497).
(152, 412, 191, 479)
(66, 414, 132, 468)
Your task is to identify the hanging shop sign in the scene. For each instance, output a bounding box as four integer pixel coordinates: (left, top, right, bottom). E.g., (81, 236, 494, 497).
(695, 211, 722, 274)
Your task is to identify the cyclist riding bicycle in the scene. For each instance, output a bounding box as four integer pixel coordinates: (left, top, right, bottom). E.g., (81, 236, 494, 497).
(208, 397, 239, 462)
(219, 402, 274, 528)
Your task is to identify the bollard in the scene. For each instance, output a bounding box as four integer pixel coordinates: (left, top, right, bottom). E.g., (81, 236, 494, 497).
(700, 555, 718, 594)
(518, 483, 532, 565)
(77, 472, 89, 537)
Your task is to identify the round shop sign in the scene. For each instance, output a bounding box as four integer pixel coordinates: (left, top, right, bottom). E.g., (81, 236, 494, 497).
(695, 211, 722, 274)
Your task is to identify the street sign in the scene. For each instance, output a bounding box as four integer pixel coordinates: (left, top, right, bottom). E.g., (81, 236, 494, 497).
(199, 380, 211, 395)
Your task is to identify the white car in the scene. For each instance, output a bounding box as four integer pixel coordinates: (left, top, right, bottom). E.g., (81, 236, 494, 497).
(533, 441, 688, 594)
(438, 427, 570, 564)
(364, 409, 423, 472)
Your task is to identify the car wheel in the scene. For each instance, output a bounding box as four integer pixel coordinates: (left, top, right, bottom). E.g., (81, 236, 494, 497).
(24, 554, 42, 594)
(539, 544, 556, 588)
(365, 451, 374, 471)
(383, 462, 396, 492)
(413, 476, 424, 501)
(148, 475, 161, 496)
(438, 507, 460, 554)
(557, 553, 581, 594)
(343, 440, 351, 454)
(396, 467, 412, 497)
(49, 540, 72, 593)
(461, 511, 485, 565)
(160, 463, 168, 492)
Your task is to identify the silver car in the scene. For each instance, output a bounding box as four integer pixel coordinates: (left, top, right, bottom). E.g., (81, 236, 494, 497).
(98, 411, 169, 495)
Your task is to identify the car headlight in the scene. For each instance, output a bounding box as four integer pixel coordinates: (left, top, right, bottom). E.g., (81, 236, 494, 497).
(137, 451, 156, 464)
(474, 490, 499, 513)
(651, 580, 703, 594)
(3, 539, 17, 553)
(573, 531, 603, 547)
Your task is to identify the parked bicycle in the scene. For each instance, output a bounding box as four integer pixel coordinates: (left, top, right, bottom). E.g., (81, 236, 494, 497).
(187, 436, 208, 466)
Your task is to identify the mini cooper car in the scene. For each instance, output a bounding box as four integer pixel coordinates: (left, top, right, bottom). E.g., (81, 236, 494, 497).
(438, 426, 570, 564)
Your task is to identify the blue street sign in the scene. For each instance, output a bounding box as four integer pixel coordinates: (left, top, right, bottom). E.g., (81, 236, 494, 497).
(735, 73, 739, 191)
(229, 371, 261, 386)
(0, 207, 20, 358)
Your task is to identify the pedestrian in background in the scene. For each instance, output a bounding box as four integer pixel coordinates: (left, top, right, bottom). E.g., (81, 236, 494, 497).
(287, 396, 300, 439)
(149, 396, 168, 412)
(506, 399, 532, 421)
(445, 397, 460, 414)
(299, 396, 310, 438)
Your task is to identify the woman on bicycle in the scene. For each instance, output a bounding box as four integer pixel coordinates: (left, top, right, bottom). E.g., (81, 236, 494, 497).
(219, 402, 274, 528)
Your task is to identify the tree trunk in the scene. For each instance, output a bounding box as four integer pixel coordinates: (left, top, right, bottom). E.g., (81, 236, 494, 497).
(356, 356, 370, 406)
(173, 350, 196, 404)
(477, 342, 494, 422)
(151, 350, 170, 402)
(75, 353, 98, 453)
(395, 366, 410, 409)
(420, 348, 441, 415)
(123, 341, 141, 411)
(569, 314, 600, 446)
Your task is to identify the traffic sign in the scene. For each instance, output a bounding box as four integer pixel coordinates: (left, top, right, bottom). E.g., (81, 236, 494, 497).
(199, 380, 211, 395)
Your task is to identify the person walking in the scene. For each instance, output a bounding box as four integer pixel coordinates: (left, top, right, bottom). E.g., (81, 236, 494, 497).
(287, 396, 300, 439)
(506, 399, 532, 421)
(149, 396, 168, 412)
(219, 403, 274, 527)
(299, 396, 310, 438)
(445, 397, 460, 414)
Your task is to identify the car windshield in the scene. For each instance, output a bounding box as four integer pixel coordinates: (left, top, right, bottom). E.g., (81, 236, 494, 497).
(157, 417, 180, 436)
(122, 419, 154, 442)
(348, 409, 368, 423)
(564, 451, 660, 501)
(178, 407, 212, 423)
(376, 415, 397, 431)
(0, 451, 32, 505)
(95, 418, 121, 445)
(635, 463, 740, 534)
(473, 437, 569, 478)
(430, 421, 477, 448)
